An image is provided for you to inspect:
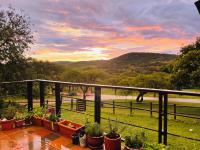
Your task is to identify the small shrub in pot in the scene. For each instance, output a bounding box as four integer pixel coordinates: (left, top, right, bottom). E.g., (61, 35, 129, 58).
(124, 130, 146, 150)
(0, 106, 17, 130)
(15, 112, 25, 127)
(32, 107, 46, 126)
(43, 108, 60, 132)
(104, 119, 124, 150)
(85, 122, 104, 149)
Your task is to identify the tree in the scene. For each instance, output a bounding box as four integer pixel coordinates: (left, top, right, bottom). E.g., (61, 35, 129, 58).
(0, 7, 33, 81)
(171, 37, 200, 89)
(132, 73, 171, 89)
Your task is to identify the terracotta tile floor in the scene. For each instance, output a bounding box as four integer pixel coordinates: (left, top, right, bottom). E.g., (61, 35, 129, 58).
(0, 126, 90, 150)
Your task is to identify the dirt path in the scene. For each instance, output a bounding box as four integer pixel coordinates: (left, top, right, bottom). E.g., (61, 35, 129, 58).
(85, 94, 200, 103)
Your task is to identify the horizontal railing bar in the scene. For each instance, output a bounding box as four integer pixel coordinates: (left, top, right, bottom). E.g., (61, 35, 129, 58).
(0, 80, 34, 84)
(34, 79, 200, 96)
(1, 79, 200, 96)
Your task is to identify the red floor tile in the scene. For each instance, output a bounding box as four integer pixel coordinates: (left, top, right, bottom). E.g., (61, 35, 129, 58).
(0, 126, 90, 150)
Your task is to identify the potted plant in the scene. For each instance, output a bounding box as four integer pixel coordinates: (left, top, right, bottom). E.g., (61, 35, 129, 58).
(15, 112, 25, 128)
(124, 131, 146, 150)
(58, 120, 84, 138)
(0, 106, 17, 130)
(104, 119, 122, 150)
(24, 110, 33, 125)
(85, 122, 104, 149)
(32, 107, 45, 126)
(43, 108, 61, 132)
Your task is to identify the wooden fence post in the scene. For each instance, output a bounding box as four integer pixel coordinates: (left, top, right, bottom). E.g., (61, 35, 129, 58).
(150, 102, 153, 117)
(113, 100, 115, 114)
(130, 101, 133, 116)
(174, 104, 176, 120)
(71, 98, 73, 110)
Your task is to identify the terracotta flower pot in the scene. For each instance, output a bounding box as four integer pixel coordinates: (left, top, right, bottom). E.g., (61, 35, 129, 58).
(31, 116, 43, 126)
(104, 135, 121, 150)
(86, 135, 104, 149)
(58, 120, 84, 138)
(25, 117, 32, 125)
(43, 119, 59, 132)
(0, 119, 15, 130)
(15, 120, 25, 128)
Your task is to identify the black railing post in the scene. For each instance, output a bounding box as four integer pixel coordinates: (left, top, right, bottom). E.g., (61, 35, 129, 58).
(55, 83, 61, 116)
(27, 81, 33, 111)
(94, 86, 101, 124)
(158, 92, 163, 143)
(39, 81, 45, 108)
(163, 94, 168, 145)
(174, 104, 176, 120)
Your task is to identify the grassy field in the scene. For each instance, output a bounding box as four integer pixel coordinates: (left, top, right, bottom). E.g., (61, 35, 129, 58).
(59, 99, 200, 150)
(101, 88, 200, 99)
(3, 94, 200, 149)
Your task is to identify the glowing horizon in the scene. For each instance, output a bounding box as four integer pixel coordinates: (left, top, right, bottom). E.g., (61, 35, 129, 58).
(1, 0, 199, 62)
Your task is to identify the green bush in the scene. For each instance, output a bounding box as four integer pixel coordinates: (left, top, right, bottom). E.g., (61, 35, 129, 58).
(15, 112, 26, 120)
(124, 130, 146, 149)
(48, 113, 59, 122)
(33, 107, 46, 118)
(85, 122, 103, 137)
(2, 106, 17, 120)
(144, 143, 171, 150)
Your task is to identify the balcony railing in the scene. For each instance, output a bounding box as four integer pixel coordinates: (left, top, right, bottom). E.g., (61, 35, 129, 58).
(1, 79, 200, 145)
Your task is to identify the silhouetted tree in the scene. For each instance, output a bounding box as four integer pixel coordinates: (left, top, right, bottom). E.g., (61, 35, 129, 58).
(0, 7, 33, 81)
(171, 37, 200, 89)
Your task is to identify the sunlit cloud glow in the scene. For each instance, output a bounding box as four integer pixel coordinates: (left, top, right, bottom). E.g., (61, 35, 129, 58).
(0, 0, 199, 61)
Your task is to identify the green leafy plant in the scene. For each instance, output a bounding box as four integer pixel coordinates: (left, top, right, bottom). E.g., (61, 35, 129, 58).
(144, 143, 171, 150)
(48, 113, 59, 122)
(33, 107, 46, 118)
(0, 98, 5, 118)
(2, 106, 17, 120)
(106, 118, 125, 139)
(85, 122, 103, 137)
(125, 130, 146, 149)
(15, 112, 25, 120)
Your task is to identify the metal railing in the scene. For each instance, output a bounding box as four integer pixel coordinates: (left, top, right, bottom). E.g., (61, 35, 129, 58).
(0, 79, 200, 145)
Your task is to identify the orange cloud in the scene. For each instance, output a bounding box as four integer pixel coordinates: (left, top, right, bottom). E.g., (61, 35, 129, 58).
(31, 48, 109, 61)
(102, 36, 191, 50)
(126, 25, 164, 31)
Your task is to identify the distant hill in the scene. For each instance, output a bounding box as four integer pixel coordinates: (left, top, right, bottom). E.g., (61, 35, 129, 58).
(55, 52, 177, 74)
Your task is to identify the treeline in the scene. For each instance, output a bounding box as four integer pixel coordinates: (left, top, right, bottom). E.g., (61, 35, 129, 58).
(0, 7, 199, 91)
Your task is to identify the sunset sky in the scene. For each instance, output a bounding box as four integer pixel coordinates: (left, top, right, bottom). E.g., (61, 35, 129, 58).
(1, 0, 200, 61)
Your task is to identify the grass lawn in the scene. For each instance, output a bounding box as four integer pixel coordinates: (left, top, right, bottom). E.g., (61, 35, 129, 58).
(60, 100, 200, 150)
(4, 95, 200, 149)
(101, 88, 200, 99)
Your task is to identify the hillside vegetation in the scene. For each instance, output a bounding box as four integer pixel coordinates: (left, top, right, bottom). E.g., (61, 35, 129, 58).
(56, 52, 176, 74)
